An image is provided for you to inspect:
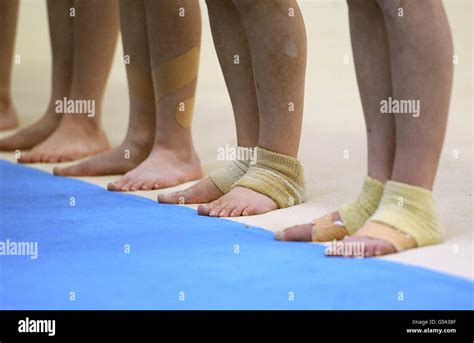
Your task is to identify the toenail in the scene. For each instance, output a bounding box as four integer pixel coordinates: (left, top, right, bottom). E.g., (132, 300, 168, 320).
(275, 231, 284, 240)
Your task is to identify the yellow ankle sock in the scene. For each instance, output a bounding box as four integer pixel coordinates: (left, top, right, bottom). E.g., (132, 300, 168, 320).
(233, 147, 306, 208)
(311, 176, 384, 241)
(360, 180, 444, 250)
(209, 147, 253, 194)
(338, 176, 385, 234)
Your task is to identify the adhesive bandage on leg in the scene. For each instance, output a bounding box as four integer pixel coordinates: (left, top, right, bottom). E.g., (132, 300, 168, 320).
(357, 180, 444, 251)
(127, 64, 155, 105)
(208, 146, 253, 194)
(311, 213, 352, 242)
(311, 176, 384, 242)
(233, 147, 306, 208)
(175, 97, 195, 129)
(152, 47, 199, 128)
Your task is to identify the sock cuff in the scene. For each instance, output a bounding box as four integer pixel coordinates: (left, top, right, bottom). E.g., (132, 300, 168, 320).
(233, 147, 306, 208)
(370, 180, 444, 247)
(339, 176, 385, 234)
(209, 146, 253, 194)
(235, 146, 256, 162)
(362, 176, 385, 201)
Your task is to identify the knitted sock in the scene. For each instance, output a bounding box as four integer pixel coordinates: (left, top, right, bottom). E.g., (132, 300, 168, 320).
(312, 176, 384, 242)
(233, 147, 306, 208)
(209, 146, 253, 194)
(357, 180, 444, 251)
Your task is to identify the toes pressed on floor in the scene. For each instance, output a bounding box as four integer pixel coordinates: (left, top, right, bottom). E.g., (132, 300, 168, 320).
(107, 181, 125, 191)
(275, 223, 313, 242)
(157, 192, 181, 203)
(197, 204, 210, 215)
(229, 206, 244, 217)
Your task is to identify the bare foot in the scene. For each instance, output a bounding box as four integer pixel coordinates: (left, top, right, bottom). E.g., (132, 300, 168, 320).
(0, 105, 19, 131)
(53, 138, 152, 176)
(197, 186, 278, 217)
(157, 177, 223, 204)
(18, 118, 110, 163)
(275, 223, 313, 241)
(0, 114, 60, 151)
(275, 212, 342, 241)
(326, 235, 396, 258)
(107, 147, 202, 192)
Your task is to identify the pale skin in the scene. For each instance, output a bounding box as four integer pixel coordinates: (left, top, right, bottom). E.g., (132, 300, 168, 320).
(159, 0, 307, 218)
(57, 0, 203, 192)
(1, 0, 119, 163)
(278, 0, 453, 257)
(0, 0, 20, 131)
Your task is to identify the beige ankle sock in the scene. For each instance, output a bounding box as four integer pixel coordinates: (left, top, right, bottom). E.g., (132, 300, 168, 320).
(209, 146, 253, 194)
(311, 176, 384, 242)
(233, 147, 306, 208)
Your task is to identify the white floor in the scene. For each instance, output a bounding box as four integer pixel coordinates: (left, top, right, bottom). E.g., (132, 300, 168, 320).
(1, 0, 472, 279)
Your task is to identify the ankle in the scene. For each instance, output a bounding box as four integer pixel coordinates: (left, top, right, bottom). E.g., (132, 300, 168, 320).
(60, 115, 103, 134)
(154, 130, 196, 154)
(123, 129, 154, 153)
(153, 140, 200, 165)
(0, 93, 12, 113)
(159, 144, 199, 163)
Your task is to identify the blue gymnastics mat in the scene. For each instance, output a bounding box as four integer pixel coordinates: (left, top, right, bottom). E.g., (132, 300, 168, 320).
(0, 160, 472, 310)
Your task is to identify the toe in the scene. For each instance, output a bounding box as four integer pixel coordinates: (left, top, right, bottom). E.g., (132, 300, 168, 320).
(53, 164, 78, 176)
(130, 181, 145, 191)
(30, 153, 44, 163)
(141, 180, 155, 191)
(363, 239, 377, 257)
(158, 191, 184, 204)
(209, 203, 225, 217)
(275, 223, 313, 242)
(52, 166, 64, 175)
(121, 179, 136, 192)
(242, 206, 257, 216)
(27, 152, 43, 163)
(107, 177, 128, 191)
(198, 200, 220, 216)
(58, 154, 75, 163)
(47, 155, 61, 163)
(197, 204, 211, 216)
(17, 154, 30, 163)
(218, 205, 234, 217)
(38, 153, 47, 163)
(107, 182, 119, 191)
(229, 206, 244, 217)
(53, 162, 82, 175)
(23, 155, 34, 163)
